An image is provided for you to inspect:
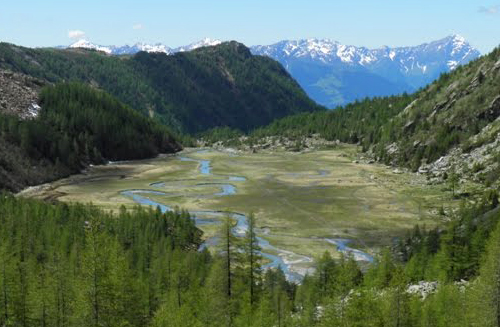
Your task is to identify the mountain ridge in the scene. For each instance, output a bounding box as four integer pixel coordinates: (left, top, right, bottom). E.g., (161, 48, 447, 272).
(0, 40, 321, 133)
(62, 35, 480, 109)
(251, 35, 480, 108)
(66, 37, 222, 55)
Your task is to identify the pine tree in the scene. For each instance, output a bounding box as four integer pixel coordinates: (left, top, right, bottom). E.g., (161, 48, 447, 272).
(0, 244, 12, 326)
(384, 267, 410, 327)
(244, 213, 262, 307)
(470, 219, 500, 327)
(78, 217, 130, 327)
(448, 166, 459, 199)
(221, 215, 235, 299)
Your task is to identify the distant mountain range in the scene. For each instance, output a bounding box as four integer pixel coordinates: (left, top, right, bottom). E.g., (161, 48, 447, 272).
(251, 35, 481, 108)
(66, 37, 222, 55)
(65, 35, 480, 108)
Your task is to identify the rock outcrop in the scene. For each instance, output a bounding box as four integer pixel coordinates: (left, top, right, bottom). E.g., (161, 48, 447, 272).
(0, 70, 46, 119)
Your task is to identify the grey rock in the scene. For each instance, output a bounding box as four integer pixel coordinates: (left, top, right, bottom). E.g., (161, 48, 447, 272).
(0, 69, 46, 119)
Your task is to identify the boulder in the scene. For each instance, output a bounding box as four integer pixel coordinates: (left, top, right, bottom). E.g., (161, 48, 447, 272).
(407, 281, 438, 299)
(386, 143, 399, 156)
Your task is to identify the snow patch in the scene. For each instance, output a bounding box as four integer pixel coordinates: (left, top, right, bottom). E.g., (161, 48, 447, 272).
(447, 60, 458, 70)
(26, 103, 40, 118)
(389, 51, 396, 60)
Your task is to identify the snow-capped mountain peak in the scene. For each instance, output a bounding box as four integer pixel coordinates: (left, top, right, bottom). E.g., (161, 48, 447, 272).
(250, 35, 480, 108)
(130, 43, 172, 54)
(69, 39, 112, 54)
(175, 38, 222, 52)
(251, 35, 479, 70)
(66, 38, 222, 55)
(450, 34, 468, 55)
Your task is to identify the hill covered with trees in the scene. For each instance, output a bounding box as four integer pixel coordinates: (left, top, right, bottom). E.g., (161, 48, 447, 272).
(250, 46, 500, 188)
(0, 41, 323, 133)
(0, 83, 180, 192)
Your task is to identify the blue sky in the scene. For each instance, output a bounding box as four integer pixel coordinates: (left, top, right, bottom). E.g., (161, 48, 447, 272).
(1, 0, 499, 53)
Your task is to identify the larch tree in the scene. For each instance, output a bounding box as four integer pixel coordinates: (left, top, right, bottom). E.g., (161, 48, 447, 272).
(471, 219, 500, 327)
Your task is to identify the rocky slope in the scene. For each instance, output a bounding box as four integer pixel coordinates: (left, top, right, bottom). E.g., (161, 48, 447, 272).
(0, 70, 46, 119)
(369, 47, 500, 190)
(244, 45, 500, 194)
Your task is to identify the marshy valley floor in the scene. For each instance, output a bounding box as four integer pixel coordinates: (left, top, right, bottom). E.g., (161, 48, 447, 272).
(21, 145, 455, 277)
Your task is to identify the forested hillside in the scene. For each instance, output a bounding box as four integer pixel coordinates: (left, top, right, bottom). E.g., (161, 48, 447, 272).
(252, 46, 500, 187)
(252, 94, 415, 148)
(0, 83, 180, 192)
(0, 41, 322, 133)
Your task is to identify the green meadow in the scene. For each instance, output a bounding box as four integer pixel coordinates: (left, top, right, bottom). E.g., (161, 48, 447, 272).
(22, 145, 453, 263)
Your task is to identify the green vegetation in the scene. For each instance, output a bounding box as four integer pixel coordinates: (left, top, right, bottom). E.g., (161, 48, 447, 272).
(253, 94, 414, 150)
(0, 193, 298, 327)
(198, 127, 244, 146)
(132, 42, 322, 132)
(37, 83, 179, 163)
(252, 47, 500, 174)
(1, 36, 499, 327)
(2, 191, 500, 326)
(291, 192, 500, 327)
(24, 148, 451, 263)
(0, 41, 322, 133)
(0, 83, 179, 192)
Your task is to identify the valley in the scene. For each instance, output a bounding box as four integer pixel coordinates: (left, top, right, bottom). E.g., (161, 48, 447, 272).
(21, 145, 452, 279)
(1, 2, 499, 323)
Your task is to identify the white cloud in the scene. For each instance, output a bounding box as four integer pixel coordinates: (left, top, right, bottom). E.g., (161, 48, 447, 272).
(478, 5, 500, 14)
(132, 24, 143, 30)
(68, 30, 86, 39)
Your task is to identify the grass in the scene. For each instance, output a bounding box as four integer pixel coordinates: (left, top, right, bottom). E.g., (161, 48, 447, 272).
(20, 146, 454, 263)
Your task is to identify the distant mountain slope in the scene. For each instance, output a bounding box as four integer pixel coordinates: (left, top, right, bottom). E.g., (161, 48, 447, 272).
(0, 83, 180, 192)
(252, 46, 500, 187)
(130, 42, 322, 132)
(0, 41, 321, 133)
(251, 35, 480, 108)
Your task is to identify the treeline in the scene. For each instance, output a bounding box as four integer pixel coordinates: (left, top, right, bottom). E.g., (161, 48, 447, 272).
(37, 83, 179, 164)
(198, 126, 244, 146)
(130, 41, 322, 133)
(0, 83, 180, 191)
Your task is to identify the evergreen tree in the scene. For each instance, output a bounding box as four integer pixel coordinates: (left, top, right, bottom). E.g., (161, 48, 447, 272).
(316, 251, 337, 298)
(244, 213, 262, 307)
(470, 219, 500, 327)
(384, 267, 411, 327)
